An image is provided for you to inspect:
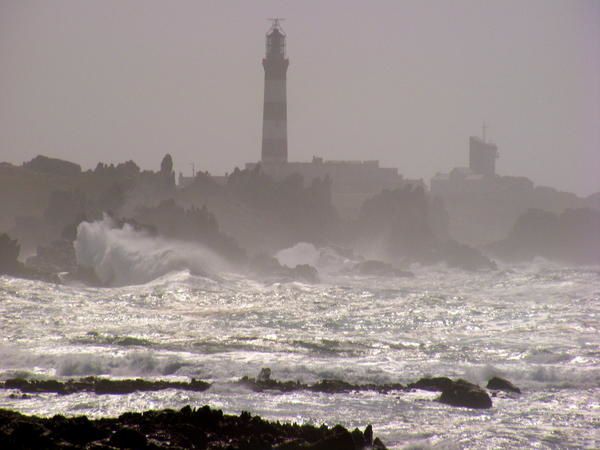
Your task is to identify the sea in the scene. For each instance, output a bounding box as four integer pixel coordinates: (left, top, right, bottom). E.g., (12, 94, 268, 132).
(0, 221, 599, 449)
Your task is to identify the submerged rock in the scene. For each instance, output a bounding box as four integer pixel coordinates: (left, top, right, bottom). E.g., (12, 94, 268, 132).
(486, 376, 521, 394)
(439, 379, 492, 409)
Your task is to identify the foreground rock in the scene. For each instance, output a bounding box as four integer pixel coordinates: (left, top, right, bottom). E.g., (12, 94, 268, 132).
(0, 406, 387, 449)
(438, 379, 492, 409)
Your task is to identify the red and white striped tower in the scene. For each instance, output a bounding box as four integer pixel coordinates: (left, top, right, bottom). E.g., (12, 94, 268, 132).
(261, 19, 289, 164)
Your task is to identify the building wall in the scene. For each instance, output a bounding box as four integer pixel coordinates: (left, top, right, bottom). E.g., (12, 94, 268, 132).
(469, 136, 498, 176)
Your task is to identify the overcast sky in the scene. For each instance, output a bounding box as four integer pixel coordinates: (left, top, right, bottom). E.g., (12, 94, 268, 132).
(1, 0, 598, 195)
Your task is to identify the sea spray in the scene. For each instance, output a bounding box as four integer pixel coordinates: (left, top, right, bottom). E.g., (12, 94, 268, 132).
(275, 242, 354, 274)
(275, 242, 320, 268)
(74, 216, 229, 286)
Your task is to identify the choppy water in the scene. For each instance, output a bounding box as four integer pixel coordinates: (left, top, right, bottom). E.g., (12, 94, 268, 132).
(1, 260, 599, 448)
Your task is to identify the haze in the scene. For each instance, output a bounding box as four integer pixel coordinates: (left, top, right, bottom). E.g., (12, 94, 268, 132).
(1, 0, 598, 196)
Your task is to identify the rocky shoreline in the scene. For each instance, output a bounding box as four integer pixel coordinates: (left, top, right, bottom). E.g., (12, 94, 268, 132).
(2, 371, 520, 408)
(0, 372, 521, 448)
(0, 405, 387, 450)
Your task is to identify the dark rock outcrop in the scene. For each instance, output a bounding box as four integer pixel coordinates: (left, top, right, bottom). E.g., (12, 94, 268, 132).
(2, 377, 211, 395)
(438, 379, 492, 409)
(489, 207, 600, 264)
(249, 254, 320, 283)
(134, 199, 246, 264)
(0, 233, 60, 283)
(289, 263, 320, 283)
(239, 369, 404, 394)
(307, 425, 355, 450)
(25, 238, 77, 274)
(486, 376, 521, 394)
(407, 377, 454, 392)
(437, 240, 497, 271)
(408, 376, 496, 409)
(0, 233, 21, 275)
(110, 426, 148, 448)
(354, 187, 497, 271)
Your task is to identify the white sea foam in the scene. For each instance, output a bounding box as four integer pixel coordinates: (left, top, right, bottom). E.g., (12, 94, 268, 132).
(275, 242, 354, 274)
(0, 346, 186, 379)
(1, 264, 599, 448)
(74, 216, 229, 286)
(275, 242, 320, 267)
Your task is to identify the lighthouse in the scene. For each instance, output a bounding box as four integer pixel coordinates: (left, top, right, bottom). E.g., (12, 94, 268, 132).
(261, 19, 289, 164)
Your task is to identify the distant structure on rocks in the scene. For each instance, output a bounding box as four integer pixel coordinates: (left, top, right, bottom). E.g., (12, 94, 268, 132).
(431, 131, 510, 196)
(469, 135, 498, 177)
(429, 131, 592, 246)
(431, 131, 504, 195)
(247, 20, 421, 217)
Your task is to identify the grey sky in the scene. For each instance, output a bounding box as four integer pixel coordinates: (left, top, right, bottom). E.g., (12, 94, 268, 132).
(1, 0, 598, 195)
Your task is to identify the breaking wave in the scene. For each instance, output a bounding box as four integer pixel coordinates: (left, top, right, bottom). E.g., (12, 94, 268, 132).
(275, 242, 355, 274)
(0, 345, 186, 378)
(74, 216, 229, 286)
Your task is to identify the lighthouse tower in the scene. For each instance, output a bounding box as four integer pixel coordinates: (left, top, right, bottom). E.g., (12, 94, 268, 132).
(261, 19, 289, 164)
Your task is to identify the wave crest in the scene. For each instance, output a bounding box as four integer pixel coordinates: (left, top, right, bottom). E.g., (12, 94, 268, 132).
(74, 216, 228, 286)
